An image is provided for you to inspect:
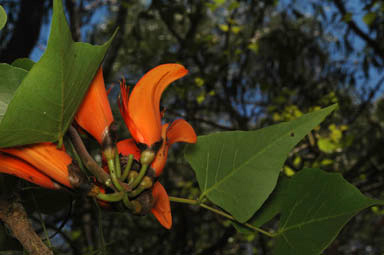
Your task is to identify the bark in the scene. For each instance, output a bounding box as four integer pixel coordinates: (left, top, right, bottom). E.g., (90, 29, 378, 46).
(0, 194, 53, 255)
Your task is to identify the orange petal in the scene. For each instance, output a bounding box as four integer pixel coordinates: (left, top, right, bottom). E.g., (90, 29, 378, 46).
(151, 124, 169, 177)
(116, 139, 141, 160)
(127, 64, 188, 147)
(0, 143, 73, 188)
(118, 80, 145, 143)
(75, 67, 114, 144)
(0, 153, 59, 189)
(151, 182, 172, 229)
(167, 119, 197, 146)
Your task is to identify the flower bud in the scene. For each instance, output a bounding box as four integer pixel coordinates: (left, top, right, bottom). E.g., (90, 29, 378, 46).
(140, 149, 155, 165)
(139, 176, 153, 189)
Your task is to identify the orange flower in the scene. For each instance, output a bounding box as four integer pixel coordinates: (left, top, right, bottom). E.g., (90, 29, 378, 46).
(75, 67, 114, 145)
(0, 153, 59, 189)
(117, 119, 196, 177)
(151, 181, 172, 229)
(116, 119, 196, 229)
(151, 119, 196, 176)
(119, 64, 188, 149)
(0, 142, 81, 189)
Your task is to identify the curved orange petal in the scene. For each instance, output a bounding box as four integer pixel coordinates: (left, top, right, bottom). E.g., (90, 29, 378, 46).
(0, 153, 59, 189)
(166, 119, 197, 146)
(127, 64, 188, 147)
(151, 124, 169, 177)
(0, 143, 73, 188)
(75, 67, 114, 144)
(151, 182, 172, 229)
(116, 139, 141, 160)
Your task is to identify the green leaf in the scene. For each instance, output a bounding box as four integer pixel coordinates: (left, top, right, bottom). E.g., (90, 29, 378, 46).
(0, 0, 115, 147)
(363, 12, 376, 26)
(273, 168, 380, 255)
(185, 104, 337, 222)
(233, 175, 289, 233)
(11, 58, 35, 71)
(0, 64, 28, 122)
(0, 5, 6, 30)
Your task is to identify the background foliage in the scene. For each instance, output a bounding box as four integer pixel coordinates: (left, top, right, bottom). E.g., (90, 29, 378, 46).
(1, 0, 384, 254)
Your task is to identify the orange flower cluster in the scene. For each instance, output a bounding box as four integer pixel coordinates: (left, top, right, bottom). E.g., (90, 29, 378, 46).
(0, 64, 196, 230)
(77, 63, 196, 229)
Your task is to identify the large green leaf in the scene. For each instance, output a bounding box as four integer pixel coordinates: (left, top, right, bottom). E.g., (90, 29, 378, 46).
(185, 104, 337, 222)
(0, 0, 115, 147)
(233, 174, 289, 233)
(0, 64, 27, 121)
(273, 168, 380, 255)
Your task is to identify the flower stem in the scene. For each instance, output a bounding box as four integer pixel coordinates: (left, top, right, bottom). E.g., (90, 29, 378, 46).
(130, 164, 148, 189)
(168, 196, 276, 238)
(96, 192, 125, 202)
(122, 194, 133, 210)
(121, 154, 133, 181)
(115, 151, 122, 178)
(67, 137, 85, 172)
(107, 159, 123, 191)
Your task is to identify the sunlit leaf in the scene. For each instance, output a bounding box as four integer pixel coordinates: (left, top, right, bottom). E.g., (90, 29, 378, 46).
(0, 5, 6, 30)
(185, 104, 337, 222)
(0, 0, 115, 147)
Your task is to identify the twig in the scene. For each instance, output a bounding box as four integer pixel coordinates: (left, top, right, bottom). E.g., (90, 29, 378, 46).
(68, 125, 112, 187)
(333, 0, 384, 61)
(168, 196, 276, 238)
(0, 194, 53, 255)
(68, 125, 131, 192)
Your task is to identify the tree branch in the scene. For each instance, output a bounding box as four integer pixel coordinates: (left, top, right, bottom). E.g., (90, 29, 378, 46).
(0, 194, 53, 255)
(333, 0, 384, 61)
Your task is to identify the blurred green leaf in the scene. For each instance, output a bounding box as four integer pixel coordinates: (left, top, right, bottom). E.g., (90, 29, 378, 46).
(363, 12, 376, 26)
(0, 0, 115, 147)
(0, 5, 6, 30)
(273, 168, 381, 255)
(342, 12, 353, 22)
(11, 58, 35, 71)
(185, 104, 337, 222)
(0, 64, 27, 122)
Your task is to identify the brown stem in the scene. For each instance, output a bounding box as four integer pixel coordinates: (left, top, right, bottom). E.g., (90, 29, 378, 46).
(68, 125, 131, 192)
(0, 194, 53, 255)
(68, 125, 112, 187)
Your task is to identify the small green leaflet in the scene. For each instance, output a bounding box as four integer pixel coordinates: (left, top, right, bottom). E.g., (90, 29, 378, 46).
(0, 64, 27, 121)
(185, 104, 337, 223)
